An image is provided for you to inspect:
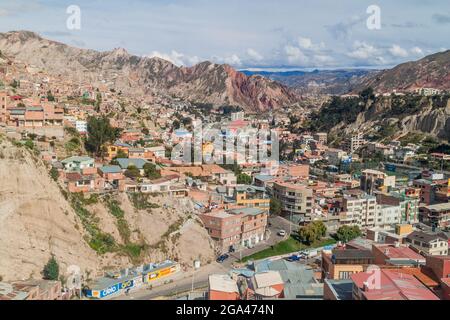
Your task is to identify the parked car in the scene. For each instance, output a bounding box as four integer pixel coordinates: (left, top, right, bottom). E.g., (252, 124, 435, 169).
(286, 254, 301, 262)
(216, 254, 229, 263)
(277, 230, 287, 237)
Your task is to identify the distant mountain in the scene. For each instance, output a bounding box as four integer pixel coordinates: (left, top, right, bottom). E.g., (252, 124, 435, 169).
(0, 31, 299, 112)
(241, 69, 377, 95)
(353, 50, 450, 93)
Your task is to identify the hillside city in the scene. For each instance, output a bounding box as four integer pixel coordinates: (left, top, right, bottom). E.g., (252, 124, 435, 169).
(0, 32, 449, 302)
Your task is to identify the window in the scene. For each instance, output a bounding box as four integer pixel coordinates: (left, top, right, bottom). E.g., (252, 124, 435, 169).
(339, 271, 353, 279)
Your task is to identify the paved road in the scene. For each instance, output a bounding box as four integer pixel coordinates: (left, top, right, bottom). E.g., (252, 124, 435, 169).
(115, 215, 293, 300)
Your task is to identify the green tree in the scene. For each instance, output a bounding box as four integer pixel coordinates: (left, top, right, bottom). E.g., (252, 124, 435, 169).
(298, 221, 327, 245)
(310, 221, 327, 238)
(85, 116, 121, 156)
(43, 256, 59, 280)
(336, 225, 362, 243)
(50, 167, 59, 181)
(359, 87, 375, 102)
(237, 173, 252, 185)
(47, 90, 55, 102)
(298, 226, 317, 245)
(124, 165, 140, 179)
(143, 163, 161, 180)
(10, 79, 19, 88)
(172, 119, 181, 130)
(270, 198, 282, 215)
(95, 92, 102, 112)
(115, 149, 128, 159)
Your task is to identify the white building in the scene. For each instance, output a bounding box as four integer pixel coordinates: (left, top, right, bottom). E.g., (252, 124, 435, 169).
(342, 192, 377, 229)
(375, 204, 401, 227)
(324, 148, 349, 166)
(146, 146, 166, 159)
(75, 120, 87, 134)
(231, 111, 245, 121)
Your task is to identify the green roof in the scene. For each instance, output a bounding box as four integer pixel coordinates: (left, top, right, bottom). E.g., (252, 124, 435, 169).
(61, 156, 94, 164)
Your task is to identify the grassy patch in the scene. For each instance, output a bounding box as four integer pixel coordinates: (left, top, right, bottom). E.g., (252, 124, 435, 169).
(104, 196, 147, 262)
(240, 236, 336, 263)
(129, 193, 160, 210)
(70, 194, 117, 255)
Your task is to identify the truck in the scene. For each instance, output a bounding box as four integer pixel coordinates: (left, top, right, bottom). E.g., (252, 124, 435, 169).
(299, 250, 318, 259)
(306, 250, 318, 258)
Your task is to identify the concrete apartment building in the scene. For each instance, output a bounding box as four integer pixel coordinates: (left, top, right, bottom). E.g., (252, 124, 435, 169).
(413, 178, 449, 205)
(342, 132, 366, 154)
(341, 190, 377, 229)
(321, 249, 375, 280)
(231, 185, 270, 212)
(419, 202, 450, 229)
(313, 132, 327, 145)
(324, 148, 349, 166)
(199, 207, 268, 252)
(405, 231, 448, 256)
(376, 192, 419, 223)
(360, 169, 396, 195)
(375, 204, 401, 227)
(272, 181, 314, 222)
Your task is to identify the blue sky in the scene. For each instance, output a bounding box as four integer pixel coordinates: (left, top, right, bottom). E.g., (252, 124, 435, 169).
(0, 0, 449, 69)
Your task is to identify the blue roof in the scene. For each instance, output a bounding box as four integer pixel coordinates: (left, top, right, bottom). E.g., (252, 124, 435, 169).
(115, 158, 149, 169)
(175, 129, 191, 137)
(99, 165, 122, 174)
(254, 175, 275, 182)
(114, 142, 132, 148)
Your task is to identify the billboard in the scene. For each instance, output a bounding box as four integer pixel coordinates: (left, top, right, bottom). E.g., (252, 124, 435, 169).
(86, 279, 136, 299)
(144, 265, 179, 283)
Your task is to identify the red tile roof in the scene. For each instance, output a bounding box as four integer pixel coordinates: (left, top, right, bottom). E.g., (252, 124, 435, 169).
(377, 245, 425, 261)
(351, 269, 439, 300)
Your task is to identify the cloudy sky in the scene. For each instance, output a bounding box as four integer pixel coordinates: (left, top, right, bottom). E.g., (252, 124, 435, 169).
(0, 0, 449, 70)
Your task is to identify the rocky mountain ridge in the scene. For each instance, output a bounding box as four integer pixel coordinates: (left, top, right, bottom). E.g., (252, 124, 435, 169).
(0, 31, 299, 112)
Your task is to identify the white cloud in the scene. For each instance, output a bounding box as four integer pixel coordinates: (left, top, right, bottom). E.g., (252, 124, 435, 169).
(347, 41, 380, 60)
(209, 53, 243, 67)
(0, 9, 9, 17)
(298, 37, 313, 49)
(284, 45, 309, 64)
(389, 44, 409, 58)
(297, 37, 325, 51)
(148, 50, 200, 66)
(313, 54, 334, 65)
(224, 54, 242, 66)
(410, 46, 424, 56)
(246, 48, 263, 62)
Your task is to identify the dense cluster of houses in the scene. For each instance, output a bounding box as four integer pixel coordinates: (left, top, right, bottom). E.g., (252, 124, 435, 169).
(208, 227, 449, 300)
(1, 57, 449, 301)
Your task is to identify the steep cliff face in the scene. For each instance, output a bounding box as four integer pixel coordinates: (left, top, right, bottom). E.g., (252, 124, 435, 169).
(0, 31, 299, 112)
(0, 137, 215, 281)
(332, 96, 450, 141)
(0, 137, 100, 281)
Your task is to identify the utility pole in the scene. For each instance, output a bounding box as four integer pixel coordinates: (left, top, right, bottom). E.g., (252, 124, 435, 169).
(289, 207, 293, 236)
(191, 260, 200, 293)
(191, 267, 195, 293)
